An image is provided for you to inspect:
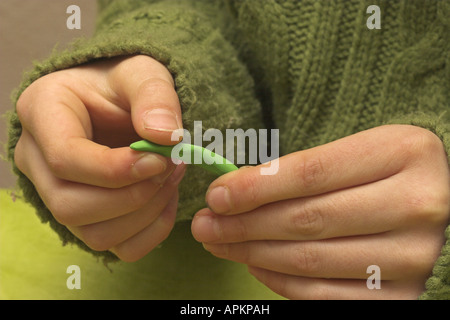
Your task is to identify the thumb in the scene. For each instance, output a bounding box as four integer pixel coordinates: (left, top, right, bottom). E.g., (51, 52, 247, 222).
(111, 55, 183, 146)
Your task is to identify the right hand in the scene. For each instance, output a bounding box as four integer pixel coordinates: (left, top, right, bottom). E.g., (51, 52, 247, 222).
(14, 55, 186, 262)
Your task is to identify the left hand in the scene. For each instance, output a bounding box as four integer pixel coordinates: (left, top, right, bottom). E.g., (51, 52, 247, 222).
(191, 125, 450, 299)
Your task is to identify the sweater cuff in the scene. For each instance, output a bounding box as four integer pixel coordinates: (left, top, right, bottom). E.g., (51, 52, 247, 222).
(420, 225, 450, 300)
(7, 2, 263, 261)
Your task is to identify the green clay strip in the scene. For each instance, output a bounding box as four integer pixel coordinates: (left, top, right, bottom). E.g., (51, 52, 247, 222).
(130, 140, 238, 176)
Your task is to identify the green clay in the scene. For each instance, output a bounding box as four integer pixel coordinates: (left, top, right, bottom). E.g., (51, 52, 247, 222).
(130, 140, 238, 176)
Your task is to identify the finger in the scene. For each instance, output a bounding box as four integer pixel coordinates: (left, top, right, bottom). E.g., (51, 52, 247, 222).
(248, 267, 425, 300)
(17, 131, 174, 226)
(110, 191, 179, 262)
(193, 176, 417, 243)
(203, 230, 438, 281)
(206, 125, 415, 215)
(69, 164, 186, 251)
(51, 138, 170, 188)
(16, 78, 169, 188)
(108, 55, 183, 146)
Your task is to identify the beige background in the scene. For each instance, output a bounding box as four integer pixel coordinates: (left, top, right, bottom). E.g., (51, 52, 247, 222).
(0, 0, 98, 188)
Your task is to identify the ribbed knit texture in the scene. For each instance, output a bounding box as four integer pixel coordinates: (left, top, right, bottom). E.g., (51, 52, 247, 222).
(6, 0, 450, 298)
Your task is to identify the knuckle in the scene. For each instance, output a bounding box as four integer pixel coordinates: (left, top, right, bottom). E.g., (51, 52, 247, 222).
(103, 170, 121, 188)
(239, 174, 260, 206)
(137, 77, 175, 103)
(289, 203, 325, 237)
(78, 225, 112, 252)
(15, 74, 64, 121)
(406, 187, 450, 226)
(295, 154, 326, 190)
(95, 147, 130, 188)
(228, 215, 249, 242)
(46, 192, 78, 227)
(292, 245, 321, 275)
(99, 160, 126, 188)
(45, 148, 68, 178)
(142, 76, 174, 90)
(396, 126, 443, 161)
(414, 128, 444, 155)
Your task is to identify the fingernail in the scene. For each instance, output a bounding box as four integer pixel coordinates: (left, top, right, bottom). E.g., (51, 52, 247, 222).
(193, 214, 220, 242)
(206, 186, 232, 214)
(143, 109, 180, 132)
(132, 154, 167, 178)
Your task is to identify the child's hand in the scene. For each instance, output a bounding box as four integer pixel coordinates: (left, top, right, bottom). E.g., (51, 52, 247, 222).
(14, 55, 186, 262)
(192, 125, 450, 299)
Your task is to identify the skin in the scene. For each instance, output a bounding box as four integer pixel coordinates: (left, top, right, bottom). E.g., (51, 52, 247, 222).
(14, 55, 186, 262)
(191, 125, 450, 299)
(14, 54, 450, 299)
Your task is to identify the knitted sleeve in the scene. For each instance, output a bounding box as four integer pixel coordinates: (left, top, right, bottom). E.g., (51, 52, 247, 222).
(6, 0, 263, 261)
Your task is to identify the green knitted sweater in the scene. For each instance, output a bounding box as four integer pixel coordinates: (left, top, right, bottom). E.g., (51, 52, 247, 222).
(6, 0, 450, 299)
